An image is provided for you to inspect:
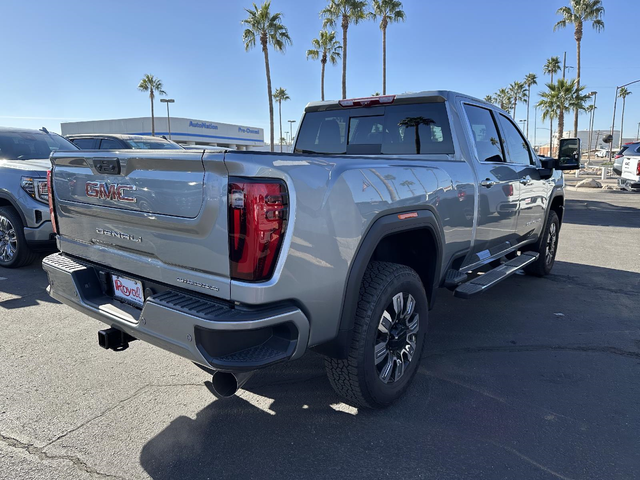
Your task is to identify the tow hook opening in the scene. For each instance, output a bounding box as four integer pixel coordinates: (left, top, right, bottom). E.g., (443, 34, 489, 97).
(206, 371, 255, 399)
(98, 327, 137, 351)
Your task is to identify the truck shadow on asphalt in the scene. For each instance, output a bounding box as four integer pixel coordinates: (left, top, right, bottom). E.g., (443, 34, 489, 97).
(565, 198, 640, 228)
(0, 256, 59, 310)
(139, 261, 640, 480)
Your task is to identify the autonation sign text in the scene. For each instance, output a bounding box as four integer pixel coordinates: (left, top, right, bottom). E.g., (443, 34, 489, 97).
(189, 121, 218, 130)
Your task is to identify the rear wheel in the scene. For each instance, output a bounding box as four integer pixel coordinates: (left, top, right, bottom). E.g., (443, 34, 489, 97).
(0, 207, 37, 268)
(525, 210, 559, 277)
(325, 262, 427, 408)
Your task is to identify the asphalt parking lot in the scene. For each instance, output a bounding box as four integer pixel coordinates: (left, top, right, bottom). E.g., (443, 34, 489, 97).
(1, 187, 639, 480)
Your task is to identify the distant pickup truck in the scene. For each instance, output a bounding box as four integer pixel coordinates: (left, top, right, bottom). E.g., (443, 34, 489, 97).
(43, 91, 580, 408)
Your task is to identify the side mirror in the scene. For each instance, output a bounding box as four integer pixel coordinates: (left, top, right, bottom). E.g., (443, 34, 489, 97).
(556, 138, 581, 170)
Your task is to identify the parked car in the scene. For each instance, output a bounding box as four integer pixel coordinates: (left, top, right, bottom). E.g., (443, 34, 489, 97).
(613, 142, 638, 176)
(0, 126, 78, 267)
(617, 142, 640, 191)
(43, 91, 581, 407)
(66, 134, 183, 150)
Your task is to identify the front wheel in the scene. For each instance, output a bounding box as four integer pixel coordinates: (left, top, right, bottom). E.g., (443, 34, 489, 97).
(525, 210, 560, 277)
(325, 262, 427, 408)
(0, 207, 37, 268)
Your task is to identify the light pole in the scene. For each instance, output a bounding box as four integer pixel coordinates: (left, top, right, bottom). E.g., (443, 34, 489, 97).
(287, 120, 296, 146)
(160, 98, 175, 140)
(609, 79, 640, 161)
(637, 122, 640, 141)
(518, 119, 526, 133)
(534, 106, 537, 150)
(587, 91, 597, 163)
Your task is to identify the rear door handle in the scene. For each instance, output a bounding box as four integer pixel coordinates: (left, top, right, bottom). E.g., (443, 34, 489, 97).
(480, 179, 495, 188)
(519, 175, 532, 186)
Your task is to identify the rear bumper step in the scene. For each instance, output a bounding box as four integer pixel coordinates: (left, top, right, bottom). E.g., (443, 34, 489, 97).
(454, 252, 539, 299)
(43, 253, 309, 371)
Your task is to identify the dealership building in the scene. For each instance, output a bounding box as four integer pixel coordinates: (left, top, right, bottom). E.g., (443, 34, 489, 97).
(61, 117, 264, 150)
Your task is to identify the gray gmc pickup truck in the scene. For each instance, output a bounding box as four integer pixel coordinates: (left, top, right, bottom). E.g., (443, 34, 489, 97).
(43, 91, 581, 408)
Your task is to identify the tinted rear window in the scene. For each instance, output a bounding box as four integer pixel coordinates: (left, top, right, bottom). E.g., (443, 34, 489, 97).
(0, 131, 77, 160)
(295, 103, 454, 155)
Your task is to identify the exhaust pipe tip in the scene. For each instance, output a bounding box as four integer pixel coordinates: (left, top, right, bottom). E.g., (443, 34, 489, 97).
(208, 371, 255, 399)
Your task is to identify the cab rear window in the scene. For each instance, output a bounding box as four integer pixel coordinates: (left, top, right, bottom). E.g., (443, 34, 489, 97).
(295, 103, 454, 155)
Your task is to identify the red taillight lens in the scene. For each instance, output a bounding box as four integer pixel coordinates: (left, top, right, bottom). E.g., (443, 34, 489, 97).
(636, 162, 640, 176)
(502, 184, 514, 196)
(228, 178, 288, 282)
(47, 170, 58, 234)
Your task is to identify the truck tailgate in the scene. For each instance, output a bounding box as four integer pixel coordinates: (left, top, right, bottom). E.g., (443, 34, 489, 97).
(50, 150, 231, 298)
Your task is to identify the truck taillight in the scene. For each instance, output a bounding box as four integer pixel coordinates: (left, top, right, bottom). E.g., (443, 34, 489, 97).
(228, 178, 288, 282)
(636, 162, 640, 176)
(47, 170, 58, 234)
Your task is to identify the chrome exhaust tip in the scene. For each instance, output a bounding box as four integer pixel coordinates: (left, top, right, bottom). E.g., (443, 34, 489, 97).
(208, 371, 254, 398)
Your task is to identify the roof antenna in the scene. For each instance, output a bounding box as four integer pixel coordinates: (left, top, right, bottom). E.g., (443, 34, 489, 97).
(40, 127, 49, 134)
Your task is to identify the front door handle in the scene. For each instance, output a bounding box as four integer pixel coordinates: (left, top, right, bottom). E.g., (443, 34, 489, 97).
(519, 175, 532, 186)
(480, 179, 495, 188)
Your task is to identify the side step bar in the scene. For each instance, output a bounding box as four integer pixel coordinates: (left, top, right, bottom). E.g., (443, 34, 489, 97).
(454, 252, 539, 299)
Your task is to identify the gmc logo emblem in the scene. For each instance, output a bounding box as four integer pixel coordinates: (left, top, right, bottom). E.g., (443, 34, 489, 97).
(85, 182, 137, 203)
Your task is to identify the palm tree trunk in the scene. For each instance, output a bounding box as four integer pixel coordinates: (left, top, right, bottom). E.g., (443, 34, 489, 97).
(619, 98, 626, 150)
(382, 26, 387, 95)
(549, 73, 554, 156)
(574, 36, 581, 137)
(321, 59, 326, 101)
(513, 101, 517, 120)
(150, 89, 155, 136)
(558, 109, 565, 145)
(262, 41, 275, 152)
(342, 17, 348, 100)
(279, 99, 283, 153)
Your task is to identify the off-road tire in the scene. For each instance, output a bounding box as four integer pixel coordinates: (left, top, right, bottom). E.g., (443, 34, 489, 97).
(325, 261, 428, 408)
(525, 210, 560, 277)
(0, 206, 38, 268)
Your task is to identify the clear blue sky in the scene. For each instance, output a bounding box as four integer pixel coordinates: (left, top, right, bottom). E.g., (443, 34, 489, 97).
(2, 0, 639, 144)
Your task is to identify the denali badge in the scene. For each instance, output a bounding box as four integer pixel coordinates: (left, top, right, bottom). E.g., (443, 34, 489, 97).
(86, 181, 136, 203)
(96, 228, 142, 243)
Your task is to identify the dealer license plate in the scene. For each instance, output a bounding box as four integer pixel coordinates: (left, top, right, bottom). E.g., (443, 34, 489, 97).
(111, 274, 144, 308)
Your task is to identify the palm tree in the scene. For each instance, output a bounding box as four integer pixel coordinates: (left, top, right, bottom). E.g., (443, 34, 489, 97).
(272, 87, 290, 152)
(554, 0, 605, 136)
(618, 87, 632, 149)
(242, 1, 292, 152)
(509, 81, 528, 120)
(137, 74, 166, 136)
(543, 56, 562, 84)
(495, 88, 513, 112)
(543, 57, 562, 150)
(320, 0, 368, 99)
(398, 116, 434, 154)
(306, 30, 342, 101)
(524, 73, 538, 139)
(369, 0, 405, 95)
(484, 95, 496, 104)
(537, 79, 589, 152)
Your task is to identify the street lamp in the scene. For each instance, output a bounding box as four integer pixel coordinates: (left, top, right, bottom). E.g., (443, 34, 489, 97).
(609, 79, 640, 161)
(287, 120, 297, 145)
(587, 91, 597, 163)
(160, 98, 175, 140)
(518, 119, 526, 132)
